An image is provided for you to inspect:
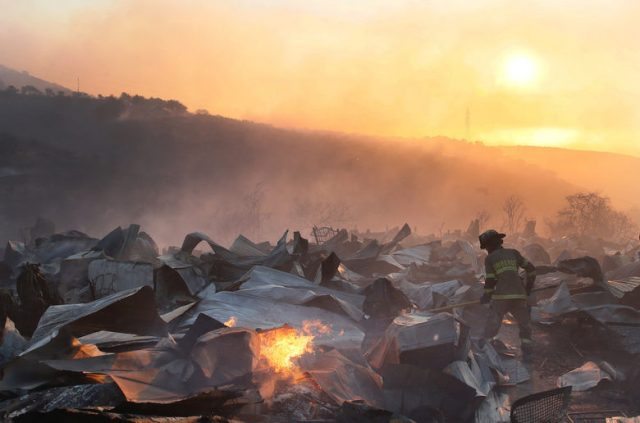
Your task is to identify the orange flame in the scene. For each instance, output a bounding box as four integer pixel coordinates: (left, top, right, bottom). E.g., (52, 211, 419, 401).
(257, 320, 332, 378)
(258, 325, 313, 375)
(224, 316, 237, 327)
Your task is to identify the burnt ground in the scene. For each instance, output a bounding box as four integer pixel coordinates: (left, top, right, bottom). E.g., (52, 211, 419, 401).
(496, 315, 640, 421)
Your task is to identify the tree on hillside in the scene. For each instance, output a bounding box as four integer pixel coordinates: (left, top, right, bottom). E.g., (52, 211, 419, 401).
(95, 97, 126, 120)
(609, 210, 637, 241)
(502, 195, 526, 234)
(3, 85, 18, 95)
(20, 85, 42, 96)
(559, 192, 609, 237)
(548, 192, 637, 241)
(166, 99, 187, 113)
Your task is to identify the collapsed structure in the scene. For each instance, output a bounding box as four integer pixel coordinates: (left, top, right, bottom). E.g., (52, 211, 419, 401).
(0, 220, 639, 422)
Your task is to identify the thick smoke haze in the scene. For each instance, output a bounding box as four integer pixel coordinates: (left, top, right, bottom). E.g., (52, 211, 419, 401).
(2, 93, 638, 248)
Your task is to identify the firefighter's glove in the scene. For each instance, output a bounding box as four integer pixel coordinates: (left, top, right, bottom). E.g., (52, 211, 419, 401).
(525, 276, 535, 296)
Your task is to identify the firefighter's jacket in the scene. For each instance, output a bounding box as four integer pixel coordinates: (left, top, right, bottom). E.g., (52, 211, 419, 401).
(484, 247, 536, 300)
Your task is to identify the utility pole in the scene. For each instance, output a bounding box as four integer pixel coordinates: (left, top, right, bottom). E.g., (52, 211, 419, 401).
(465, 106, 471, 140)
(77, 77, 80, 94)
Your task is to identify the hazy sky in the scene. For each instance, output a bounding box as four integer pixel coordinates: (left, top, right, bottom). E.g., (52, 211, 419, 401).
(2, 0, 639, 155)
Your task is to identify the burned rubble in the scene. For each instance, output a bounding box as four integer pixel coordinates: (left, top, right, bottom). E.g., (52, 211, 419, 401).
(0, 219, 639, 422)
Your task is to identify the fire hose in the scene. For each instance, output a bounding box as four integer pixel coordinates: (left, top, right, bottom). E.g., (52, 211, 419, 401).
(427, 300, 481, 313)
(426, 286, 547, 313)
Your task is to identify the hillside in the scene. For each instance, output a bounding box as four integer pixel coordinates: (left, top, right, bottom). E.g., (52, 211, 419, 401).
(498, 146, 640, 213)
(0, 64, 71, 94)
(0, 89, 625, 246)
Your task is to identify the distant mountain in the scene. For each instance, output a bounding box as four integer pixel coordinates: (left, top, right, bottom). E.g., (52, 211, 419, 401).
(0, 64, 71, 94)
(0, 88, 637, 246)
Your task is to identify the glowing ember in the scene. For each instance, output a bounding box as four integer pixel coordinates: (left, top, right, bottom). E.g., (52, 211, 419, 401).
(224, 316, 237, 327)
(302, 319, 332, 336)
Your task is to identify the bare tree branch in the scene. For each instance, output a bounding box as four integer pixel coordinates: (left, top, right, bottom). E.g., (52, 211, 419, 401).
(502, 195, 526, 234)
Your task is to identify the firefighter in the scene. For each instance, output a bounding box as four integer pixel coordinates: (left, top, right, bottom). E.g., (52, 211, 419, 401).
(479, 230, 536, 355)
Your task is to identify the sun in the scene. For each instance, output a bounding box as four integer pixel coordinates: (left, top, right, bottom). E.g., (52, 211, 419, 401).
(502, 53, 539, 87)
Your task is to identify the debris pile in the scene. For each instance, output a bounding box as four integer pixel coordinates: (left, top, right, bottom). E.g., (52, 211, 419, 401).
(0, 219, 638, 421)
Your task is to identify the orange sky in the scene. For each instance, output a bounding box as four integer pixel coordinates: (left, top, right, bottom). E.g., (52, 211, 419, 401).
(1, 0, 639, 155)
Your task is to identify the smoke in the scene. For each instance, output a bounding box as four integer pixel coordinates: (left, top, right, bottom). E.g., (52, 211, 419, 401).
(2, 1, 640, 154)
(2, 94, 639, 248)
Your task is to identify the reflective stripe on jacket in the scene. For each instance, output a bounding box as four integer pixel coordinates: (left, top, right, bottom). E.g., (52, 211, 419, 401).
(484, 247, 535, 300)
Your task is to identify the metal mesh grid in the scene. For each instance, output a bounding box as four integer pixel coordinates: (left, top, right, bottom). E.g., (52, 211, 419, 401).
(567, 410, 628, 423)
(311, 226, 339, 244)
(511, 386, 572, 423)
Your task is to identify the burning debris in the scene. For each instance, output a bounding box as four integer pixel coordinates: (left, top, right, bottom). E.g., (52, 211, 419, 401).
(258, 325, 313, 376)
(0, 219, 639, 421)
